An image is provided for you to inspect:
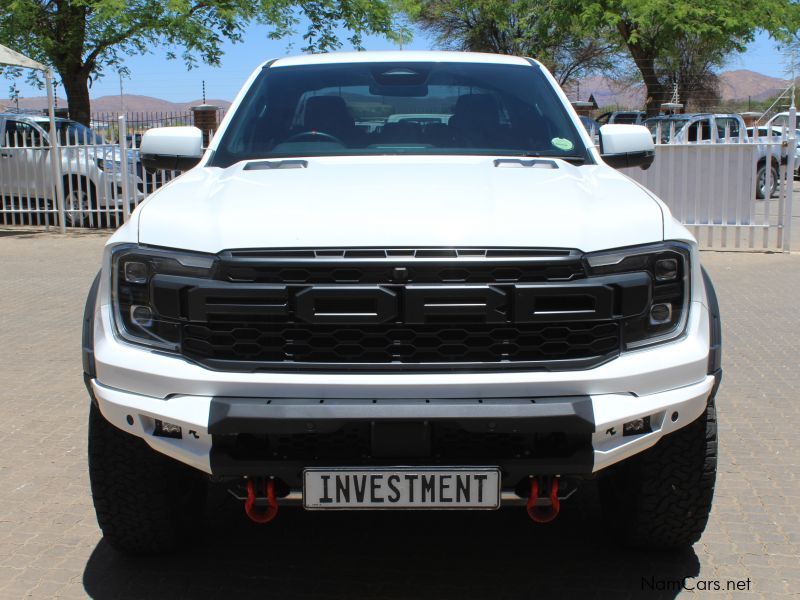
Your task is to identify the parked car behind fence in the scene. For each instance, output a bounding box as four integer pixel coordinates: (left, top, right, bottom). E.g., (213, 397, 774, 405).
(0, 113, 146, 227)
(644, 113, 788, 199)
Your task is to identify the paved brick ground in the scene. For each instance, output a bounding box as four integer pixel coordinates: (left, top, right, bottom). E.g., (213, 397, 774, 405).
(0, 227, 798, 599)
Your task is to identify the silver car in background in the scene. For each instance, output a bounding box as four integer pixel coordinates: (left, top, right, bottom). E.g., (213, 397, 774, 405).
(0, 113, 144, 226)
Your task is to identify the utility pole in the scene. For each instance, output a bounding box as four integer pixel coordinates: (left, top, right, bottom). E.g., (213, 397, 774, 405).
(118, 70, 125, 114)
(783, 46, 796, 252)
(791, 47, 797, 110)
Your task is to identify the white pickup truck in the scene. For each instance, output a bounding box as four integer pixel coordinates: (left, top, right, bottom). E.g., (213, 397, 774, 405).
(83, 51, 721, 555)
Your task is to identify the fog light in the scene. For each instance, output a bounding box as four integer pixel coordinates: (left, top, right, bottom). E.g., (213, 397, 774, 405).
(130, 305, 154, 328)
(124, 261, 149, 284)
(154, 419, 182, 439)
(654, 258, 678, 281)
(649, 302, 672, 325)
(623, 416, 651, 436)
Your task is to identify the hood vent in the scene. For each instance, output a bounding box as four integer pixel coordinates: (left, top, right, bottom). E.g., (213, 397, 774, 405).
(243, 159, 308, 171)
(493, 158, 558, 169)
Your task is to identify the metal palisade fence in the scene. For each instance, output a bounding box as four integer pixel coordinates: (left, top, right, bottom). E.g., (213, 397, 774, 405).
(622, 117, 795, 252)
(0, 114, 208, 231)
(0, 109, 795, 251)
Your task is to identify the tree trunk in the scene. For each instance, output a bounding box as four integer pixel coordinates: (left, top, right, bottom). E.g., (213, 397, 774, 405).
(617, 21, 669, 116)
(639, 68, 669, 116)
(60, 68, 92, 126)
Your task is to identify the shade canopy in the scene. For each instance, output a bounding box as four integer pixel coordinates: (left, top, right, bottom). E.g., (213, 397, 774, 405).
(0, 43, 47, 71)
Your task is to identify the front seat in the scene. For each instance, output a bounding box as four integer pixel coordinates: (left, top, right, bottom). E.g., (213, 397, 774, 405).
(303, 96, 356, 142)
(448, 94, 502, 147)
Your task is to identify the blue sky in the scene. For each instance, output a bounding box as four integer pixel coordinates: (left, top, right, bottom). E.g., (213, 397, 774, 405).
(2, 24, 791, 102)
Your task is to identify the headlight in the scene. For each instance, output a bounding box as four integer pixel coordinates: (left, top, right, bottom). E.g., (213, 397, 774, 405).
(111, 245, 216, 350)
(585, 242, 691, 349)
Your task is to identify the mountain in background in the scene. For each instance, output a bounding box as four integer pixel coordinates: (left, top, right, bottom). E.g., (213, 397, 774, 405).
(562, 69, 787, 109)
(717, 70, 785, 102)
(0, 94, 232, 113)
(0, 69, 788, 114)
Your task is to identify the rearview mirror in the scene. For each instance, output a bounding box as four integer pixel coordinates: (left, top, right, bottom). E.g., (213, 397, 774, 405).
(599, 124, 655, 170)
(140, 126, 203, 172)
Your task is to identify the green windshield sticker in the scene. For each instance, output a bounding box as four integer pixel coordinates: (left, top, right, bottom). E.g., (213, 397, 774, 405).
(551, 137, 574, 151)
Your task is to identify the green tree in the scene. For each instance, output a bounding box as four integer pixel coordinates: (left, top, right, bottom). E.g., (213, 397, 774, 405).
(584, 0, 798, 114)
(0, 1, 407, 125)
(408, 0, 622, 86)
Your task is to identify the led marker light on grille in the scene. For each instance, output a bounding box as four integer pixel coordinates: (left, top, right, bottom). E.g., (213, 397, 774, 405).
(654, 257, 678, 281)
(130, 305, 154, 328)
(123, 261, 149, 284)
(649, 303, 672, 325)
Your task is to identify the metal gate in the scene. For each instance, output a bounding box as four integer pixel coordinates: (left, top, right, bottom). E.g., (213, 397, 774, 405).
(622, 131, 794, 252)
(0, 115, 185, 231)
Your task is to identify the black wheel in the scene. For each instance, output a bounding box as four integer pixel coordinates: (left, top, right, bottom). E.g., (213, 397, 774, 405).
(756, 162, 779, 199)
(599, 399, 717, 549)
(88, 402, 208, 555)
(63, 177, 98, 227)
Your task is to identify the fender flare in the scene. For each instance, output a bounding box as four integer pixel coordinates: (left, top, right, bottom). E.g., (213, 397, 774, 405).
(82, 271, 101, 395)
(701, 267, 722, 396)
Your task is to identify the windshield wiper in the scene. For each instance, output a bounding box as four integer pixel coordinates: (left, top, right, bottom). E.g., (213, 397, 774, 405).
(513, 151, 586, 165)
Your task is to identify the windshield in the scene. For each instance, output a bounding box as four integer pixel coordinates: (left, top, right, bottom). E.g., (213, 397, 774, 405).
(770, 114, 800, 130)
(645, 117, 690, 143)
(55, 121, 104, 145)
(211, 61, 588, 167)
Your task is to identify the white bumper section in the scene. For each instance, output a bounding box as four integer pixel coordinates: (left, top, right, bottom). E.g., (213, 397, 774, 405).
(91, 374, 716, 476)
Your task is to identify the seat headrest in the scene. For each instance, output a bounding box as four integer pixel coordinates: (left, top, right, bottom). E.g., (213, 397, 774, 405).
(304, 96, 353, 132)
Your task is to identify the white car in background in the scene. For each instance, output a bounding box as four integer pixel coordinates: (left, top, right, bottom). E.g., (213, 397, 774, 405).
(747, 126, 800, 179)
(645, 113, 785, 198)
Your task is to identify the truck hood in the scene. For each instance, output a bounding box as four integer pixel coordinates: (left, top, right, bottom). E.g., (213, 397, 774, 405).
(137, 156, 664, 253)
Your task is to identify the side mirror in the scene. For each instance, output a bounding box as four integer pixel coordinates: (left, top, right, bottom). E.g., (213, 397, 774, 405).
(600, 124, 655, 170)
(140, 126, 203, 171)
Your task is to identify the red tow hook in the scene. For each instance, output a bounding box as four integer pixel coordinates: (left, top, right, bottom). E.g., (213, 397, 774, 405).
(526, 476, 560, 524)
(245, 478, 279, 524)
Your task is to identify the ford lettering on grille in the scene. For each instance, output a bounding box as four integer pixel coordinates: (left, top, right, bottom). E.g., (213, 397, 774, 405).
(166, 277, 647, 325)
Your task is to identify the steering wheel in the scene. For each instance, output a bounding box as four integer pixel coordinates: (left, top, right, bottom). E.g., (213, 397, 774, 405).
(284, 130, 345, 145)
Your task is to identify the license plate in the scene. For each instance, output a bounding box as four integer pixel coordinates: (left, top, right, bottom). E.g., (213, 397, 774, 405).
(303, 467, 501, 510)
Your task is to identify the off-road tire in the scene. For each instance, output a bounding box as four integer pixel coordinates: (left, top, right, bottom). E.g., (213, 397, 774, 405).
(599, 399, 717, 549)
(88, 402, 208, 555)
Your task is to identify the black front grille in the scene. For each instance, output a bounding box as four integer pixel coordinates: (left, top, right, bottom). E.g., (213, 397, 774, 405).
(182, 320, 620, 366)
(148, 247, 634, 371)
(213, 423, 585, 461)
(217, 248, 584, 285)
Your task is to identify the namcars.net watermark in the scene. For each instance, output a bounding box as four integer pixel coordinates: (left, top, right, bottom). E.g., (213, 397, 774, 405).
(642, 576, 752, 592)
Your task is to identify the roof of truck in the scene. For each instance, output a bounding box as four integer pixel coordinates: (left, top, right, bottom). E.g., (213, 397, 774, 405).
(268, 51, 533, 69)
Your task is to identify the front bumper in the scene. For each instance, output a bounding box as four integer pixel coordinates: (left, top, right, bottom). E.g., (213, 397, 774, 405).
(91, 373, 716, 480)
